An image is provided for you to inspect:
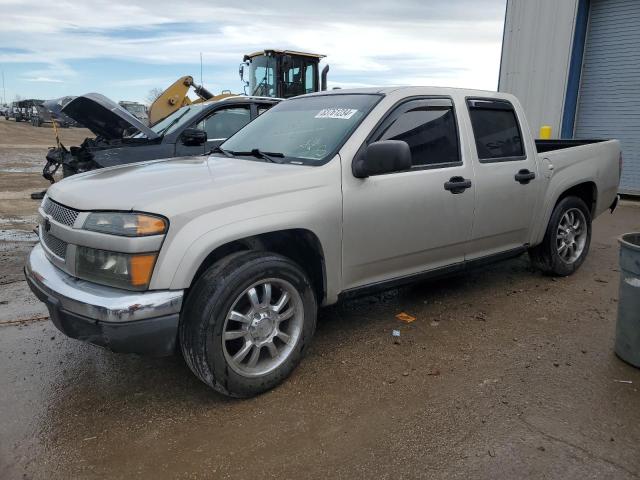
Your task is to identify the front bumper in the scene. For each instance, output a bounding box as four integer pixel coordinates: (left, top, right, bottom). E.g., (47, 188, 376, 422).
(25, 243, 184, 356)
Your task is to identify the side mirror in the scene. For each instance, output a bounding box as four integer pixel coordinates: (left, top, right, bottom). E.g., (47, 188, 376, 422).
(352, 140, 412, 178)
(239, 62, 249, 84)
(180, 128, 207, 146)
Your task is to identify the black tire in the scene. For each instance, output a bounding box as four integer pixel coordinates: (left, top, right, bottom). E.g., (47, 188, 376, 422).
(179, 251, 317, 398)
(529, 196, 592, 276)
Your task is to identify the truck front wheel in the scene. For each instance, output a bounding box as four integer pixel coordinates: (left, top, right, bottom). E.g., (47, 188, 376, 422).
(179, 251, 317, 397)
(530, 196, 592, 276)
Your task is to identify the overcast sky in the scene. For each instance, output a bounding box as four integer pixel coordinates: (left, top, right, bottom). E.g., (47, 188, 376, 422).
(0, 0, 506, 104)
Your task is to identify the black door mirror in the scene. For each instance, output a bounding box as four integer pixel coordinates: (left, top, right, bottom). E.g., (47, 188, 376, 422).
(352, 140, 412, 178)
(180, 128, 207, 146)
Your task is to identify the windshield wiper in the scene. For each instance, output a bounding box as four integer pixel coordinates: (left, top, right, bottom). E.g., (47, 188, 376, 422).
(230, 148, 285, 163)
(210, 145, 234, 157)
(252, 76, 268, 96)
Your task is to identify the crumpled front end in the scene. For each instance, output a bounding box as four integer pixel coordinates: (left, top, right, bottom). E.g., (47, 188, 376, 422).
(43, 139, 102, 182)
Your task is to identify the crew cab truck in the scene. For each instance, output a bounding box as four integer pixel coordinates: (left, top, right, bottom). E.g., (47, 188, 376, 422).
(25, 87, 621, 398)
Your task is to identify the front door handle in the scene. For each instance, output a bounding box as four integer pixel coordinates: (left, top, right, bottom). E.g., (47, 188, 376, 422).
(444, 176, 472, 194)
(515, 169, 536, 184)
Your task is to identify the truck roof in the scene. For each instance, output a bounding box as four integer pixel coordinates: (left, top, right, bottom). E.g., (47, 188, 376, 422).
(244, 49, 326, 60)
(196, 95, 282, 107)
(301, 86, 516, 100)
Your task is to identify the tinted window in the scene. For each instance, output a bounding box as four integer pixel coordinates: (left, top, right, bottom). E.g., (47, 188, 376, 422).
(467, 100, 524, 160)
(304, 65, 315, 94)
(376, 102, 460, 167)
(257, 104, 272, 116)
(197, 107, 251, 141)
(283, 58, 316, 97)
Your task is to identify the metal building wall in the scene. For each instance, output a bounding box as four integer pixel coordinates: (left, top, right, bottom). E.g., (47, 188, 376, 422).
(499, 0, 579, 136)
(574, 0, 640, 195)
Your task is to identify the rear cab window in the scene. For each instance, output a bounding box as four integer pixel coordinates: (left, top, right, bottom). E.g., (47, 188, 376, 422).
(466, 98, 525, 162)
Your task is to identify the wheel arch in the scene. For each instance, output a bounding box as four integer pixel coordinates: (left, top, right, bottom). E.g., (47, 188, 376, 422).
(186, 228, 327, 305)
(555, 181, 597, 217)
(533, 180, 598, 246)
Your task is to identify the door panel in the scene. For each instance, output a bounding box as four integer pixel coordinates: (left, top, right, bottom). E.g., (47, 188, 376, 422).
(341, 98, 475, 290)
(465, 98, 540, 259)
(174, 136, 206, 157)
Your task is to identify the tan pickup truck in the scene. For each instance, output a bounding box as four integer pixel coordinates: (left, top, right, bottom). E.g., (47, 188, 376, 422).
(25, 87, 621, 397)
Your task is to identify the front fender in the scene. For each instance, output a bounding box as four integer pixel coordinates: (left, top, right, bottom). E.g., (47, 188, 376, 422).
(150, 209, 342, 304)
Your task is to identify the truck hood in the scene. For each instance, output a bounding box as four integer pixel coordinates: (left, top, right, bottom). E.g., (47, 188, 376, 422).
(62, 93, 159, 141)
(46, 155, 328, 214)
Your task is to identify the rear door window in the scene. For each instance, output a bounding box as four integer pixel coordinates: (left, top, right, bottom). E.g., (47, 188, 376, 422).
(467, 99, 525, 161)
(373, 99, 461, 168)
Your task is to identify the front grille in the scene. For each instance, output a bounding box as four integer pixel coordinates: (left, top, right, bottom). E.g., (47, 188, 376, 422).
(42, 197, 79, 227)
(41, 229, 68, 260)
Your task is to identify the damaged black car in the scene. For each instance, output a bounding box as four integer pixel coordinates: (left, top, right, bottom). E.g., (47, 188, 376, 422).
(43, 92, 279, 180)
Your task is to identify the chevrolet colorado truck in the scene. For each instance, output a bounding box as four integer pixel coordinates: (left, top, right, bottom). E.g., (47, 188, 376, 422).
(25, 87, 621, 397)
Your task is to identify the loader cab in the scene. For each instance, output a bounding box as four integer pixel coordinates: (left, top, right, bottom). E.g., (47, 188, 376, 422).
(240, 50, 327, 99)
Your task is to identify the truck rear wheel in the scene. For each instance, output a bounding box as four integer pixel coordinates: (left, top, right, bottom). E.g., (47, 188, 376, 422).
(529, 196, 592, 276)
(179, 251, 317, 397)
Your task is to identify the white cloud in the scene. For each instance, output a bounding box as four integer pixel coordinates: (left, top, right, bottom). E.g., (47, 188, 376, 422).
(0, 0, 506, 95)
(24, 76, 64, 83)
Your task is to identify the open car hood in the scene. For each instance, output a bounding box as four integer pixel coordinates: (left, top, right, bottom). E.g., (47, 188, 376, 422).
(62, 93, 158, 140)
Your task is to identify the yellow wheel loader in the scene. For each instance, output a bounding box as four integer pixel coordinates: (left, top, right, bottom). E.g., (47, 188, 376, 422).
(149, 50, 329, 125)
(239, 49, 329, 98)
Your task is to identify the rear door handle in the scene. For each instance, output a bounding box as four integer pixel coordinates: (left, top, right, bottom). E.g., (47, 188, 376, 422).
(514, 169, 536, 184)
(444, 176, 472, 194)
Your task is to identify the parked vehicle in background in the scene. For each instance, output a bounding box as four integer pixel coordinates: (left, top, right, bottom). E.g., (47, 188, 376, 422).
(7, 99, 44, 122)
(118, 101, 149, 125)
(25, 87, 621, 398)
(40, 96, 83, 128)
(6, 105, 26, 121)
(147, 50, 328, 125)
(30, 104, 71, 128)
(43, 92, 279, 178)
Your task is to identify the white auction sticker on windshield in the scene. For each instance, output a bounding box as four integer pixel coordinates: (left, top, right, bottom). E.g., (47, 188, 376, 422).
(315, 108, 358, 119)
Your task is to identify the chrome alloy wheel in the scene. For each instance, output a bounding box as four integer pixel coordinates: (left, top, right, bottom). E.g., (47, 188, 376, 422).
(556, 208, 588, 264)
(222, 278, 304, 377)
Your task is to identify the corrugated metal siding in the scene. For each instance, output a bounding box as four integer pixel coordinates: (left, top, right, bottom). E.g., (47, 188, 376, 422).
(499, 0, 578, 136)
(574, 0, 640, 194)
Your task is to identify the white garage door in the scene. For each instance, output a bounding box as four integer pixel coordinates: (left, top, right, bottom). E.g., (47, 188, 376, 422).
(574, 0, 640, 195)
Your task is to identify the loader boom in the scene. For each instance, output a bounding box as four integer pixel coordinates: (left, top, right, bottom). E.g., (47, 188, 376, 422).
(148, 76, 234, 126)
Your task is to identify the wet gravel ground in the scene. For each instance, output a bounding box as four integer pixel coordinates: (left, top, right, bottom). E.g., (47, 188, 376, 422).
(1, 120, 639, 479)
(0, 206, 638, 479)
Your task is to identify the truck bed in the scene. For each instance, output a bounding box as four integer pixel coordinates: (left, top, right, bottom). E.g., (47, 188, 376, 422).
(535, 139, 607, 154)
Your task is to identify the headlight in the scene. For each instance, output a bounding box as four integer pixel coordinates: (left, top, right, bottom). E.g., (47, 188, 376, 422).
(76, 246, 157, 291)
(83, 212, 167, 237)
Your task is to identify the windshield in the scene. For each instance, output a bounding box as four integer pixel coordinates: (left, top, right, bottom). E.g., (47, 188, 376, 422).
(144, 103, 209, 136)
(221, 94, 381, 165)
(248, 55, 276, 97)
(129, 105, 146, 114)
